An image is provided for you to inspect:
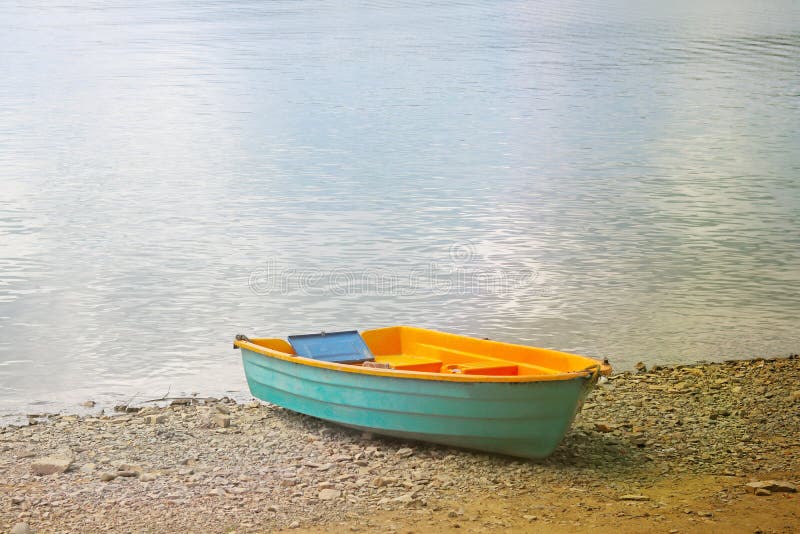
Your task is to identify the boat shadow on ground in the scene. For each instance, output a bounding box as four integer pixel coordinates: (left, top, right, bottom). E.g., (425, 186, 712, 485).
(277, 408, 645, 475)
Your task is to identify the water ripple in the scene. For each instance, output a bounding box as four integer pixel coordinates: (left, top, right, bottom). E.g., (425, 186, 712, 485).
(0, 0, 798, 416)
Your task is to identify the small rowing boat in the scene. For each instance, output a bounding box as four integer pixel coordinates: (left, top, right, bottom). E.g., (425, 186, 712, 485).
(233, 326, 610, 459)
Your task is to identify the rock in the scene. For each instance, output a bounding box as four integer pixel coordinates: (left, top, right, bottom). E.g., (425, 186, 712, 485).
(391, 492, 423, 507)
(144, 414, 166, 424)
(755, 488, 771, 496)
(82, 400, 96, 407)
(288, 520, 300, 529)
(10, 523, 31, 534)
(594, 423, 614, 433)
(11, 496, 25, 505)
(523, 515, 539, 522)
(280, 478, 297, 487)
(215, 404, 230, 415)
(140, 473, 158, 482)
(110, 415, 131, 424)
(396, 447, 414, 458)
(769, 481, 798, 493)
(634, 362, 647, 374)
(213, 414, 231, 428)
(31, 455, 73, 475)
(80, 463, 97, 473)
(745, 480, 797, 494)
(373, 476, 397, 488)
(100, 472, 117, 482)
(318, 488, 341, 500)
(618, 494, 650, 501)
(791, 391, 800, 401)
(171, 398, 192, 406)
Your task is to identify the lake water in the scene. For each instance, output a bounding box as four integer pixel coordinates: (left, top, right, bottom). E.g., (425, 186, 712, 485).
(1, 1, 798, 418)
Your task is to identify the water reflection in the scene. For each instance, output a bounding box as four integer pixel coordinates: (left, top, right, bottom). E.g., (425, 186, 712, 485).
(1, 0, 798, 416)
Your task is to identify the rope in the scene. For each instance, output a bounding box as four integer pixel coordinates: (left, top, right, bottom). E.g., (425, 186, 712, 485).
(233, 334, 252, 349)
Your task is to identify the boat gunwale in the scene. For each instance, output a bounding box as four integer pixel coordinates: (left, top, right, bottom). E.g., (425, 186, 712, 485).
(235, 327, 610, 383)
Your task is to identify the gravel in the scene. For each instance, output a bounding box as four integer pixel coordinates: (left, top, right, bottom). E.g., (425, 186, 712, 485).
(1, 355, 798, 532)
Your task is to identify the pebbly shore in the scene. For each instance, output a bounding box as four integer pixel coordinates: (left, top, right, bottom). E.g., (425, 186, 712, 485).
(1, 355, 798, 533)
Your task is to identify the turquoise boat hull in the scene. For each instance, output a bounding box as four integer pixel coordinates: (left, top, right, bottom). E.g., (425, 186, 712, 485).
(240, 346, 596, 459)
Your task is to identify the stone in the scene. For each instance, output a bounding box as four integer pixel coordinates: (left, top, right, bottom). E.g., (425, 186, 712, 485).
(288, 521, 300, 529)
(213, 414, 231, 428)
(144, 414, 166, 424)
(618, 494, 650, 501)
(10, 523, 31, 534)
(768, 481, 798, 493)
(318, 488, 341, 500)
(82, 400, 96, 407)
(373, 476, 397, 488)
(755, 488, 771, 496)
(140, 473, 158, 482)
(171, 398, 192, 406)
(100, 472, 117, 482)
(80, 463, 97, 473)
(594, 423, 614, 433)
(523, 515, 539, 522)
(745, 480, 797, 494)
(392, 492, 423, 507)
(634, 362, 647, 374)
(396, 447, 414, 458)
(11, 496, 25, 505)
(215, 404, 230, 415)
(31, 455, 73, 475)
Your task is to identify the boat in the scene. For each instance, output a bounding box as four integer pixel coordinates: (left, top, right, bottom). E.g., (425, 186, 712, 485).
(233, 326, 611, 459)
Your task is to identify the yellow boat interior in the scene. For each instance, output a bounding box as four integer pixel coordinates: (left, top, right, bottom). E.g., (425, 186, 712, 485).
(243, 326, 610, 379)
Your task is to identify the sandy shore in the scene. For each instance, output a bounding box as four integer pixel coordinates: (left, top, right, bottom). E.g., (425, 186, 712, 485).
(2, 356, 798, 533)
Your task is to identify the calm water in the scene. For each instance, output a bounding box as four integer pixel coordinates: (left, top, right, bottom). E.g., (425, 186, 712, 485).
(1, 1, 799, 417)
